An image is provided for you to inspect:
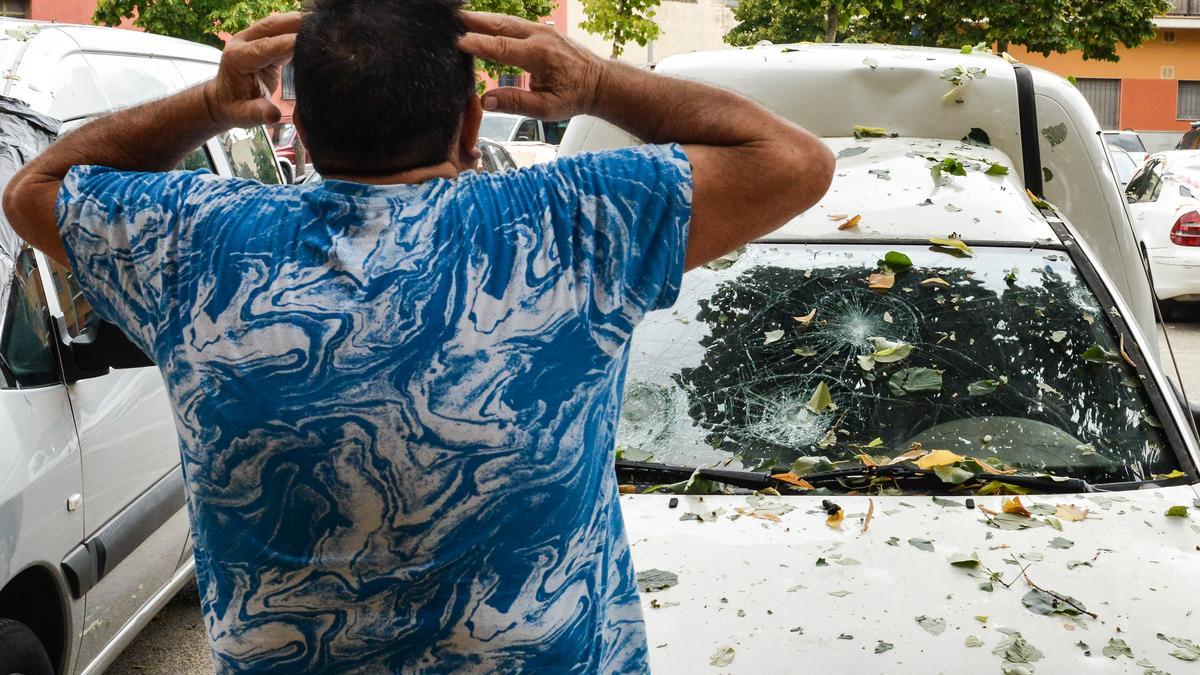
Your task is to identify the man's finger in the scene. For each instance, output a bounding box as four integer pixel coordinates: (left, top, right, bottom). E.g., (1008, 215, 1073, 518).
(234, 11, 306, 43)
(481, 87, 550, 118)
(459, 11, 537, 38)
(458, 33, 533, 69)
(227, 34, 296, 74)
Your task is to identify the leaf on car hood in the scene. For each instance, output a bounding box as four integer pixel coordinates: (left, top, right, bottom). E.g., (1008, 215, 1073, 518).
(1103, 637, 1133, 659)
(994, 630, 1044, 665)
(914, 449, 964, 469)
(837, 214, 862, 230)
(1022, 588, 1088, 616)
(929, 236, 974, 257)
(908, 538, 935, 552)
(915, 615, 946, 636)
(948, 551, 982, 568)
(1002, 496, 1032, 518)
(704, 246, 744, 271)
(1055, 504, 1089, 521)
(1166, 505, 1189, 517)
(875, 640, 894, 653)
(709, 646, 735, 666)
(636, 569, 679, 593)
(1157, 633, 1200, 661)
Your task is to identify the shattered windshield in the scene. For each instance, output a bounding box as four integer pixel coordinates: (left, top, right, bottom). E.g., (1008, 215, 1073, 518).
(618, 244, 1180, 485)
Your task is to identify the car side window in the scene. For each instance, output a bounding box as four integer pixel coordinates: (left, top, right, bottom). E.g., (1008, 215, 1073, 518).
(47, 146, 215, 340)
(1126, 160, 1160, 203)
(217, 126, 282, 184)
(0, 247, 59, 389)
(543, 120, 569, 145)
(514, 119, 538, 142)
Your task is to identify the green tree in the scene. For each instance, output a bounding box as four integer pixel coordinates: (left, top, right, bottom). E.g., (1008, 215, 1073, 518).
(579, 0, 661, 58)
(93, 0, 300, 47)
(727, 0, 1172, 62)
(726, 0, 874, 46)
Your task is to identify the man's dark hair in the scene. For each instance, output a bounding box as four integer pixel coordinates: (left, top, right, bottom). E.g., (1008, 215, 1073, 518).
(293, 0, 475, 175)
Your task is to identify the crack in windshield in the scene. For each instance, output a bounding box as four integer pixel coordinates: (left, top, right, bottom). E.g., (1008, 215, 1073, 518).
(618, 245, 1177, 485)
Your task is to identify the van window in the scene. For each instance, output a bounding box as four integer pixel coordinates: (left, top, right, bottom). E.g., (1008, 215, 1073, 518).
(218, 126, 282, 184)
(514, 119, 539, 142)
(0, 247, 58, 389)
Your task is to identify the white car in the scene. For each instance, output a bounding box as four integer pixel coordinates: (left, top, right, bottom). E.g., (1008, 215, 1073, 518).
(0, 19, 282, 675)
(564, 44, 1200, 673)
(1102, 130, 1148, 166)
(1127, 151, 1200, 318)
(479, 112, 565, 168)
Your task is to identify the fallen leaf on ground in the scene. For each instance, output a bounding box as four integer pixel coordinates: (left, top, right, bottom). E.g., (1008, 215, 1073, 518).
(915, 449, 965, 469)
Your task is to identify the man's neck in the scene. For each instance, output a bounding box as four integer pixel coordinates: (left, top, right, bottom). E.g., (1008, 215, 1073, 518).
(321, 160, 461, 186)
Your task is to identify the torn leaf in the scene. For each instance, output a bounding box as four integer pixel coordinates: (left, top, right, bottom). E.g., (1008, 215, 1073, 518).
(709, 646, 735, 666)
(806, 381, 835, 413)
(888, 367, 943, 396)
(868, 271, 895, 290)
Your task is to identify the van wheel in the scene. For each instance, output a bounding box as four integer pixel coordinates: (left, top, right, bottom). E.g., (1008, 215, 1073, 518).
(0, 618, 53, 675)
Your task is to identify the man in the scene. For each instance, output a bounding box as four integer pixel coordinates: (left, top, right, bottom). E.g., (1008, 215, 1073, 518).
(5, 1, 832, 671)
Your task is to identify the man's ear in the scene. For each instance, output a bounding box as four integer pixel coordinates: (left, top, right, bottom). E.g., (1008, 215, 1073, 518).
(460, 94, 483, 165)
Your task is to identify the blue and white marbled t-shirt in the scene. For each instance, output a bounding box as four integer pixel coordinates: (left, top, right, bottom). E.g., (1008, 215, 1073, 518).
(55, 144, 692, 673)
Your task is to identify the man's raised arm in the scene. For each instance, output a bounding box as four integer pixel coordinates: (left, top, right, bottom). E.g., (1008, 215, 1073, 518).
(2, 12, 302, 266)
(459, 11, 835, 270)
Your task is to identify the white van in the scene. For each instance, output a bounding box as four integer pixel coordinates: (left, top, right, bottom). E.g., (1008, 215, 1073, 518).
(0, 20, 280, 675)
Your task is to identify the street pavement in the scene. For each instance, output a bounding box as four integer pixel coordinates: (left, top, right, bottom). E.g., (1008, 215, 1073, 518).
(105, 317, 1200, 674)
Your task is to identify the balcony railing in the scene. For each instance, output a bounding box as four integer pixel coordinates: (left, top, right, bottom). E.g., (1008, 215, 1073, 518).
(1166, 0, 1200, 16)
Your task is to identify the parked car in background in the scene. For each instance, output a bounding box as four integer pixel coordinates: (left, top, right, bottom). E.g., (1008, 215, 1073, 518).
(1177, 121, 1200, 150)
(1108, 148, 1140, 189)
(302, 138, 516, 185)
(1127, 151, 1200, 319)
(269, 122, 298, 183)
(1102, 129, 1148, 165)
(0, 19, 282, 675)
(563, 43, 1199, 673)
(479, 112, 569, 145)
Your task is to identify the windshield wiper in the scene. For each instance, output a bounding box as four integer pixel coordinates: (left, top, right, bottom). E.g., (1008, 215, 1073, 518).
(616, 459, 1100, 494)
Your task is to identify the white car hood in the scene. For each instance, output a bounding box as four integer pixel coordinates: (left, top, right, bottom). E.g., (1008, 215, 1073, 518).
(622, 487, 1200, 673)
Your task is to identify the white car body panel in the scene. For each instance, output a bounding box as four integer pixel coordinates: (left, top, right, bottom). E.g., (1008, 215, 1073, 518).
(559, 44, 1157, 339)
(623, 487, 1200, 673)
(0, 19, 229, 675)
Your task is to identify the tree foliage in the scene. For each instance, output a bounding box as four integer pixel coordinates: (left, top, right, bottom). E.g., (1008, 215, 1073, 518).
(93, 0, 300, 47)
(579, 0, 661, 58)
(726, 0, 1172, 61)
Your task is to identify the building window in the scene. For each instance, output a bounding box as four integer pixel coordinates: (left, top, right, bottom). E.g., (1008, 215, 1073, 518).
(0, 0, 28, 18)
(498, 73, 520, 88)
(281, 63, 296, 100)
(1179, 81, 1200, 120)
(1076, 78, 1121, 130)
(1164, 30, 1177, 42)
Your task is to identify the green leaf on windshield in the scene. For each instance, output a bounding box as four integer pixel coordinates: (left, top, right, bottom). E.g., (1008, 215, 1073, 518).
(985, 163, 1009, 176)
(1082, 344, 1120, 364)
(807, 381, 836, 413)
(888, 368, 943, 396)
(868, 337, 914, 363)
(967, 379, 1000, 396)
(792, 456, 836, 475)
(1166, 505, 1189, 518)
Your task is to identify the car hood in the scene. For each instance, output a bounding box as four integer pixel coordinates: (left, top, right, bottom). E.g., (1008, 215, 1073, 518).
(621, 486, 1200, 673)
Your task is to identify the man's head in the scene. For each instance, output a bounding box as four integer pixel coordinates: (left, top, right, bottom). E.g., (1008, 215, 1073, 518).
(292, 0, 479, 176)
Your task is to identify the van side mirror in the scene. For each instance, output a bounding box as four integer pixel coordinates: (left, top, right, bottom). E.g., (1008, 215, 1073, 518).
(49, 313, 153, 383)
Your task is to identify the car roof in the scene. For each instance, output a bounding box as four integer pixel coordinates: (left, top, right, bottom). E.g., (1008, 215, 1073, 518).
(766, 136, 1050, 244)
(0, 18, 218, 63)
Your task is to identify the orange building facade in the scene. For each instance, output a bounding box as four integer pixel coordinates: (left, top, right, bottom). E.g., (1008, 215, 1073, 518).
(1009, 7, 1200, 134)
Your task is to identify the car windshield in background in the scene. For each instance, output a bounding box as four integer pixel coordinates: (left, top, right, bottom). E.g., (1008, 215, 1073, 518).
(219, 126, 281, 184)
(1105, 133, 1147, 154)
(618, 244, 1179, 486)
(479, 115, 518, 142)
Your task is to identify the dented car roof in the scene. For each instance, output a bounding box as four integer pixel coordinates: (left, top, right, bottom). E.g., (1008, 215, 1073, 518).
(766, 137, 1050, 244)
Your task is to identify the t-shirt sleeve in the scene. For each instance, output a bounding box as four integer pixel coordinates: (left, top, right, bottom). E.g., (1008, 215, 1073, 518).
(466, 144, 692, 351)
(55, 165, 218, 356)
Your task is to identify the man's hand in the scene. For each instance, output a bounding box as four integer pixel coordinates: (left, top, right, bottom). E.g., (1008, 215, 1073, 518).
(459, 11, 607, 120)
(204, 11, 304, 128)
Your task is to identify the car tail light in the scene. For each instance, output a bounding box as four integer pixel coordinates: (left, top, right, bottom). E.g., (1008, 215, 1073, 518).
(1170, 211, 1200, 246)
